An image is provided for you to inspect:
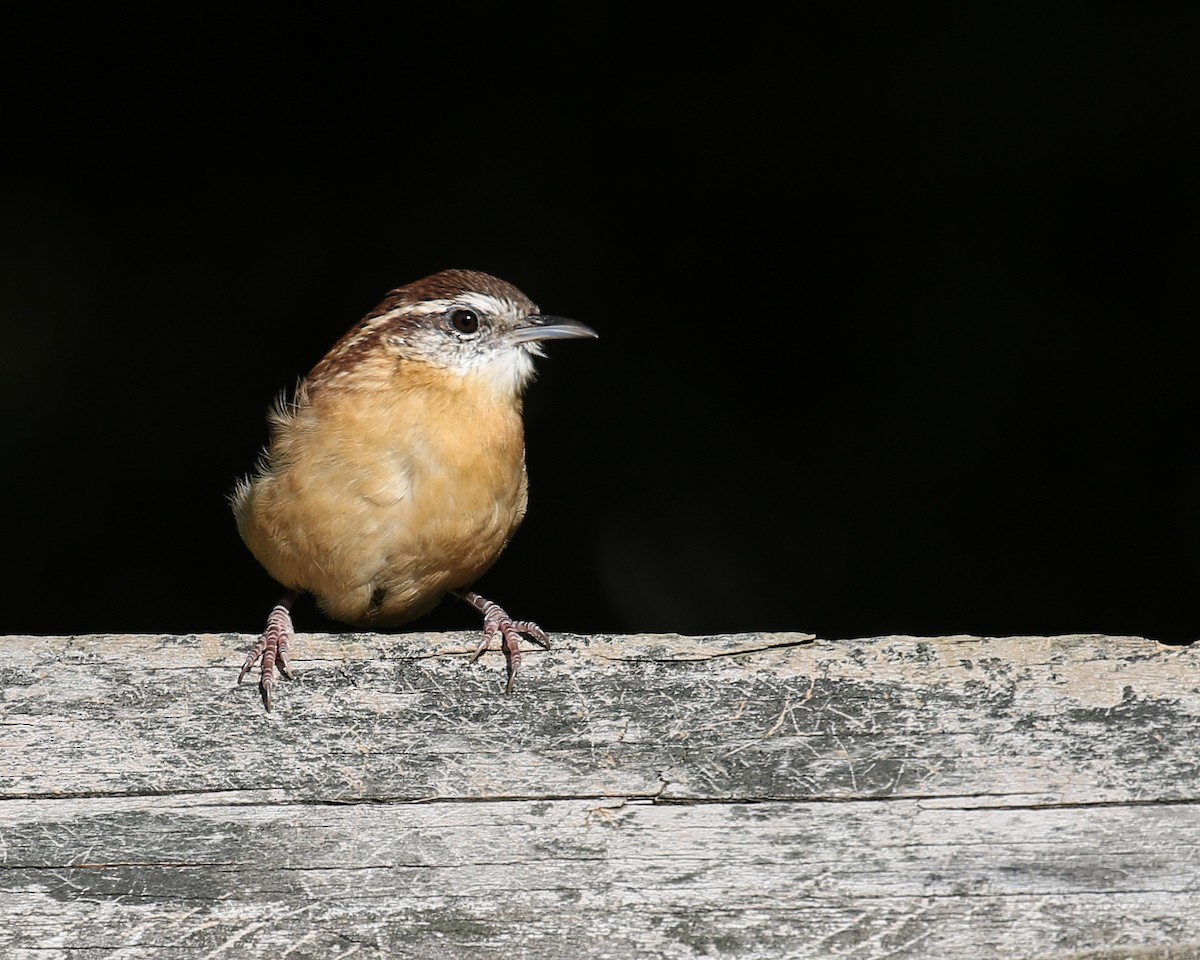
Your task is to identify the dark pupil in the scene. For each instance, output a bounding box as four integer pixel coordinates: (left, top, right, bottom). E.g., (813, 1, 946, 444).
(451, 309, 479, 333)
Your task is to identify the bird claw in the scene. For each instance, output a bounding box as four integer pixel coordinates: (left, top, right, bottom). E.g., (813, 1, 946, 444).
(459, 591, 550, 694)
(239, 596, 296, 710)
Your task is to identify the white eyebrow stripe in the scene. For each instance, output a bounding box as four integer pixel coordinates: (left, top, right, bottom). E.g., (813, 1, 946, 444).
(401, 300, 454, 317)
(385, 293, 523, 322)
(449, 292, 518, 315)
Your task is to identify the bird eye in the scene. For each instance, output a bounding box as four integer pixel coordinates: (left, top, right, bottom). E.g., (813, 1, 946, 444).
(450, 309, 479, 334)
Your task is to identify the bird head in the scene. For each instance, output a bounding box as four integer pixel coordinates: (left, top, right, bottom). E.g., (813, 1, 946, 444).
(309, 269, 597, 396)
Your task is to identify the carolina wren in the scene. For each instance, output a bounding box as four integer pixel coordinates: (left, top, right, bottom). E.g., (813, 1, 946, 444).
(232, 269, 596, 709)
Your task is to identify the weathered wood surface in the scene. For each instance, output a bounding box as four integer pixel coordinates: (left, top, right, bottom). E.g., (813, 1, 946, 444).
(1, 631, 1197, 959)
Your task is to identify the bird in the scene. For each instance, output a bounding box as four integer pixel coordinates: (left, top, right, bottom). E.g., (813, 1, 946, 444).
(231, 268, 597, 709)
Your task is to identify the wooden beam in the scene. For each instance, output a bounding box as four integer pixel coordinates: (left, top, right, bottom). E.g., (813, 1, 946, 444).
(1, 632, 1196, 958)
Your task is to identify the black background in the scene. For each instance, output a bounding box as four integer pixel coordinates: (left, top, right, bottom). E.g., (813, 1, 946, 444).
(3, 8, 1196, 643)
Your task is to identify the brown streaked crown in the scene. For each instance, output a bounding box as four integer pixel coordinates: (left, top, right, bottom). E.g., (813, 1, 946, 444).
(367, 269, 537, 318)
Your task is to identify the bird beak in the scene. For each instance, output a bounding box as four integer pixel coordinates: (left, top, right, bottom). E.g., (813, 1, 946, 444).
(505, 314, 599, 345)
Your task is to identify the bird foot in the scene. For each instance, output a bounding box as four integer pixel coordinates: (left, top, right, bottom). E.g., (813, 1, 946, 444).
(239, 593, 297, 710)
(456, 590, 550, 694)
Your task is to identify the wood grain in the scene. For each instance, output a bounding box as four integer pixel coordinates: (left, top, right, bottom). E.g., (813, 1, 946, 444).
(1, 632, 1197, 959)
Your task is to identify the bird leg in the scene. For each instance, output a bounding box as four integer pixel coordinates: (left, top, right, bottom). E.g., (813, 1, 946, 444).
(456, 590, 550, 694)
(238, 590, 298, 710)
